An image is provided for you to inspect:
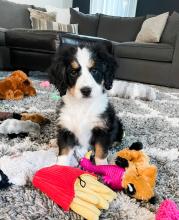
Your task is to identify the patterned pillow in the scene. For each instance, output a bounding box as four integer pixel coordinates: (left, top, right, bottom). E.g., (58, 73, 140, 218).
(28, 8, 56, 22)
(30, 17, 78, 34)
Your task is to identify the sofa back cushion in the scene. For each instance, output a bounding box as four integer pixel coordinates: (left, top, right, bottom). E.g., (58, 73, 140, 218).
(161, 11, 179, 45)
(0, 0, 32, 29)
(97, 14, 145, 42)
(70, 8, 99, 36)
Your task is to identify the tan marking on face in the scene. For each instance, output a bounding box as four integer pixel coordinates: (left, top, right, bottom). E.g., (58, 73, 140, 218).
(88, 59, 95, 68)
(71, 61, 79, 69)
(69, 87, 76, 96)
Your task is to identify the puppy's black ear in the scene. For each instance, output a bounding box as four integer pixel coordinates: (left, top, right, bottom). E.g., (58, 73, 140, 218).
(48, 45, 76, 96)
(93, 44, 118, 90)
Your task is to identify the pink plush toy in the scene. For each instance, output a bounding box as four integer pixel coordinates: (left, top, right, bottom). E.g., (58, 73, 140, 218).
(80, 157, 125, 190)
(156, 199, 179, 220)
(40, 81, 50, 88)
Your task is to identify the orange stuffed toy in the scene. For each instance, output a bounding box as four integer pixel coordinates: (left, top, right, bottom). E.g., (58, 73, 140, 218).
(115, 142, 157, 202)
(0, 70, 36, 100)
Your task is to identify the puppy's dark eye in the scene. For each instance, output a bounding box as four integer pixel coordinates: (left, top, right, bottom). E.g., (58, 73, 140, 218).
(90, 68, 98, 75)
(71, 69, 77, 76)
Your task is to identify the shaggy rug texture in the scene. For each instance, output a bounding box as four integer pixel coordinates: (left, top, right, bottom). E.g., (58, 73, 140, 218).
(0, 76, 179, 220)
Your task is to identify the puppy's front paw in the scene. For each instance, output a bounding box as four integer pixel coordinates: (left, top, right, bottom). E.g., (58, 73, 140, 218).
(95, 157, 108, 165)
(49, 138, 58, 148)
(57, 155, 70, 166)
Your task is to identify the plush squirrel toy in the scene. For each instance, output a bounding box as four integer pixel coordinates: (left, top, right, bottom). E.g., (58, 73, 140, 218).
(0, 70, 36, 100)
(80, 142, 157, 202)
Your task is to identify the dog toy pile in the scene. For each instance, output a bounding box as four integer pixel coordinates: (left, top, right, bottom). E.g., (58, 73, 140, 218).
(0, 111, 50, 124)
(0, 70, 36, 100)
(156, 199, 179, 220)
(0, 142, 157, 219)
(33, 165, 117, 220)
(80, 142, 157, 201)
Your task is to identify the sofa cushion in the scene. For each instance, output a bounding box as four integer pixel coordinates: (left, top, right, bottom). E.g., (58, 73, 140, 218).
(97, 14, 145, 42)
(0, 28, 7, 46)
(0, 0, 33, 29)
(113, 42, 174, 62)
(5, 29, 58, 52)
(161, 11, 179, 45)
(70, 8, 99, 36)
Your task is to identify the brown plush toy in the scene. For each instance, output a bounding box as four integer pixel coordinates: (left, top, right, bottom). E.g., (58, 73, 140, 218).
(0, 70, 36, 100)
(115, 142, 157, 202)
(21, 113, 50, 125)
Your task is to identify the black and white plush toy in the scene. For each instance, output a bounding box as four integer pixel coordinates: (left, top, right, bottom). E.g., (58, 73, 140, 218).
(108, 80, 157, 101)
(0, 146, 83, 189)
(0, 148, 58, 188)
(0, 119, 40, 138)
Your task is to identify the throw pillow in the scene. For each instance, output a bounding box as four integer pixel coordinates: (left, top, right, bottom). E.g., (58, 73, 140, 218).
(28, 8, 56, 23)
(45, 5, 79, 24)
(70, 8, 99, 36)
(30, 17, 78, 34)
(161, 11, 179, 45)
(135, 12, 169, 43)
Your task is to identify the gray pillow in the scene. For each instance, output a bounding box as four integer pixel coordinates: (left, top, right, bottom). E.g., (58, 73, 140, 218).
(32, 6, 46, 12)
(70, 8, 99, 36)
(97, 14, 145, 42)
(161, 11, 179, 45)
(0, 0, 33, 29)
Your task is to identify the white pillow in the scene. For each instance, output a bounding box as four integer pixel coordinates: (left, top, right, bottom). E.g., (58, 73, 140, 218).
(45, 5, 79, 24)
(135, 12, 169, 43)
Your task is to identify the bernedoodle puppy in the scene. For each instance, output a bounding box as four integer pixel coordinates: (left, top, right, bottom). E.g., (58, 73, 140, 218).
(48, 44, 124, 165)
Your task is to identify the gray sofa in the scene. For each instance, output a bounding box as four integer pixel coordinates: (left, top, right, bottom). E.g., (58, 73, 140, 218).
(70, 9, 179, 88)
(1, 0, 179, 88)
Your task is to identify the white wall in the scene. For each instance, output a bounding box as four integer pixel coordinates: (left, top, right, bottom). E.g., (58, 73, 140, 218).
(8, 0, 72, 8)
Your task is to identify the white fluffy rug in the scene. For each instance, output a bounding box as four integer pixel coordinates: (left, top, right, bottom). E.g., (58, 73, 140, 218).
(0, 77, 179, 220)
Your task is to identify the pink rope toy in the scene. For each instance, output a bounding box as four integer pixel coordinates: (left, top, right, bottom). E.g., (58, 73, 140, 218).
(156, 199, 179, 220)
(80, 157, 125, 190)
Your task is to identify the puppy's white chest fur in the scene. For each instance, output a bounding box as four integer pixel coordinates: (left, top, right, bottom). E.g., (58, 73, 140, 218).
(58, 93, 108, 147)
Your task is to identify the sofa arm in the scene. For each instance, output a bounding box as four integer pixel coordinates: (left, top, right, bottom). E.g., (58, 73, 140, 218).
(170, 33, 179, 87)
(58, 32, 113, 53)
(0, 28, 8, 46)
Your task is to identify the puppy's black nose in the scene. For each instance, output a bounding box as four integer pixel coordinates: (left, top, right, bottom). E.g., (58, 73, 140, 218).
(80, 87, 91, 97)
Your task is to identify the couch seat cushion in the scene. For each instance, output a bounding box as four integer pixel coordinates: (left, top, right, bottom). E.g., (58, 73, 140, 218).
(97, 14, 145, 42)
(113, 42, 174, 62)
(5, 29, 58, 52)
